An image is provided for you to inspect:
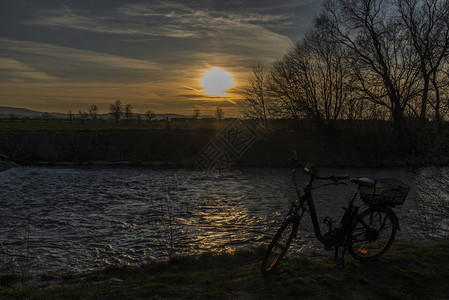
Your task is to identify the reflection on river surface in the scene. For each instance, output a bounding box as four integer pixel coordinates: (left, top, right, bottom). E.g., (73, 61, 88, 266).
(0, 166, 447, 274)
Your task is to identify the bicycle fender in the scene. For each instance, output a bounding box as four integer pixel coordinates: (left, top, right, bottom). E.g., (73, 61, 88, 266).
(386, 207, 401, 231)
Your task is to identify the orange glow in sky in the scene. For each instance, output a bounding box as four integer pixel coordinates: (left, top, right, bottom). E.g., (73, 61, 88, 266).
(0, 1, 320, 115)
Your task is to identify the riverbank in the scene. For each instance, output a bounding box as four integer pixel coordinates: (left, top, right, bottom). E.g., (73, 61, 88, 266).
(2, 118, 449, 167)
(0, 127, 413, 168)
(1, 241, 448, 299)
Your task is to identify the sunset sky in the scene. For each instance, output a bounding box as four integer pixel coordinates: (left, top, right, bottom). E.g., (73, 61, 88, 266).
(0, 0, 322, 116)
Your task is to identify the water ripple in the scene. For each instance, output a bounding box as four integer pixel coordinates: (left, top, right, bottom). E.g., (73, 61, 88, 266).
(0, 166, 447, 274)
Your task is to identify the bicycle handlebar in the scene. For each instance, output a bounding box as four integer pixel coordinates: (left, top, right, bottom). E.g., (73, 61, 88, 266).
(322, 175, 350, 181)
(289, 151, 349, 185)
(313, 173, 350, 183)
(313, 175, 349, 188)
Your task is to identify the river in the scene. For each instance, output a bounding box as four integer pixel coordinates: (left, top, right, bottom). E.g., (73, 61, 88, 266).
(0, 166, 447, 274)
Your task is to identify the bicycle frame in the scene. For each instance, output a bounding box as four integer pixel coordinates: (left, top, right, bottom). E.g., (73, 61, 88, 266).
(290, 166, 361, 252)
(261, 159, 403, 274)
(288, 164, 401, 265)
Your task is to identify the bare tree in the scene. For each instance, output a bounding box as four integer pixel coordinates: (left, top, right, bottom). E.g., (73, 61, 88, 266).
(88, 105, 98, 124)
(316, 0, 422, 139)
(145, 110, 155, 123)
(109, 100, 123, 123)
(68, 109, 73, 123)
(193, 107, 201, 120)
(269, 56, 307, 125)
(269, 28, 356, 129)
(398, 0, 449, 125)
(124, 104, 133, 123)
(78, 110, 88, 123)
(239, 63, 275, 128)
(215, 106, 225, 120)
(440, 65, 449, 121)
(42, 112, 50, 122)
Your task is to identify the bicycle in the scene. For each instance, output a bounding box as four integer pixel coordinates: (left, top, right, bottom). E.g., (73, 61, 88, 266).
(261, 152, 410, 274)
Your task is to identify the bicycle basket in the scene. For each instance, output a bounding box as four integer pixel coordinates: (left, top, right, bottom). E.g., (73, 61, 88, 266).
(360, 178, 410, 206)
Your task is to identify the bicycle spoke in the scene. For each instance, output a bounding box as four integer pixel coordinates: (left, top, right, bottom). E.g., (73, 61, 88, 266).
(351, 230, 366, 240)
(357, 220, 370, 231)
(380, 214, 390, 231)
(376, 212, 382, 227)
(349, 208, 397, 261)
(262, 217, 298, 274)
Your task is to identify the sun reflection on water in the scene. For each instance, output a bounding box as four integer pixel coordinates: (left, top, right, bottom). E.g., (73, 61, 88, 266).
(0, 166, 441, 274)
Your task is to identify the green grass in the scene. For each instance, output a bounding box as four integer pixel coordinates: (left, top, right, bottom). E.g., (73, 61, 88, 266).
(1, 241, 448, 299)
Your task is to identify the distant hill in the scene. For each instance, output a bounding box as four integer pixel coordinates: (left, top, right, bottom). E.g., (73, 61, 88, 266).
(152, 113, 187, 120)
(0, 106, 187, 120)
(0, 106, 64, 118)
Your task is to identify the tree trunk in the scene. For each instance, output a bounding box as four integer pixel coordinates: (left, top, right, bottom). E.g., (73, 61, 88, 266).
(392, 106, 409, 143)
(419, 77, 430, 122)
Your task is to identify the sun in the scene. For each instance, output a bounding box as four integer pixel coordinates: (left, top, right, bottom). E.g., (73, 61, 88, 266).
(201, 67, 234, 97)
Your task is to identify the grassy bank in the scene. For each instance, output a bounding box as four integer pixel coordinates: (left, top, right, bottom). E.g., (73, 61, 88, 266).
(0, 119, 224, 132)
(1, 118, 448, 167)
(1, 241, 447, 299)
(0, 121, 411, 168)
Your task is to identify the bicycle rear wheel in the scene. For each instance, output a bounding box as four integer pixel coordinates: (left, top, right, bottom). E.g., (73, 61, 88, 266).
(261, 215, 299, 275)
(348, 206, 398, 261)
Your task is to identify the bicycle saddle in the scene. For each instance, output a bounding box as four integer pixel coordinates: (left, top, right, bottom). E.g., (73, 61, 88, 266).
(350, 177, 375, 188)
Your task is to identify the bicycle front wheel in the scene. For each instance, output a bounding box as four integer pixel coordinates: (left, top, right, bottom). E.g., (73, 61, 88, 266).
(261, 215, 299, 275)
(348, 206, 398, 261)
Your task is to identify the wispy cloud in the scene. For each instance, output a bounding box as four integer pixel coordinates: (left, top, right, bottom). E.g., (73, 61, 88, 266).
(21, 2, 294, 82)
(0, 38, 161, 71)
(1, 0, 319, 114)
(26, 4, 201, 38)
(26, 2, 294, 49)
(0, 58, 34, 72)
(0, 57, 58, 82)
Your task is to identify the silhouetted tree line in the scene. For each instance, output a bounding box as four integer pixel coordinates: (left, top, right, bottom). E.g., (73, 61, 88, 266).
(67, 100, 137, 123)
(240, 0, 449, 142)
(67, 105, 98, 123)
(109, 100, 156, 123)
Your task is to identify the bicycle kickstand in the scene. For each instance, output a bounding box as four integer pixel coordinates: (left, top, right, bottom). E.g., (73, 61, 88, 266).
(334, 246, 346, 268)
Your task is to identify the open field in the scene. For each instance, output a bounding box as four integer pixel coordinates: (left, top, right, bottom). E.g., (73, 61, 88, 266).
(0, 119, 412, 167)
(0, 119, 225, 132)
(1, 118, 449, 167)
(1, 241, 447, 299)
